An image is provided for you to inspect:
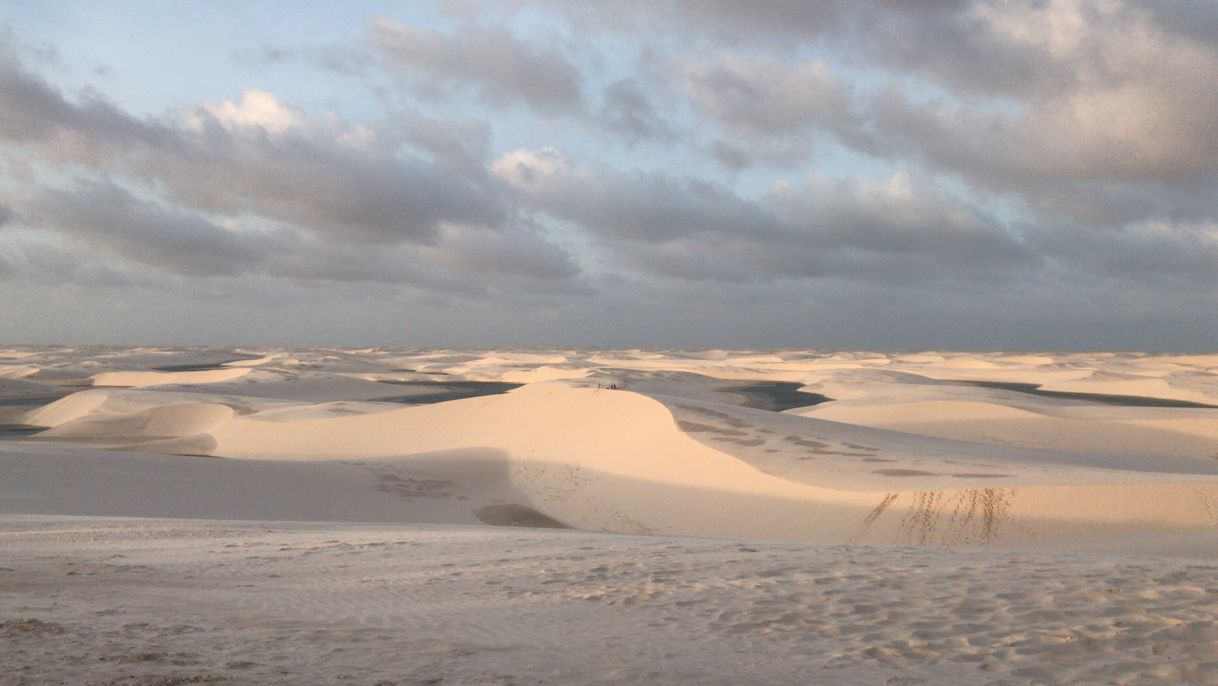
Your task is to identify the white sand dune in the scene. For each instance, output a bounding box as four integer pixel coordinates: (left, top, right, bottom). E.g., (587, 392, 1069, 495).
(221, 353, 277, 367)
(5, 347, 1218, 684)
(22, 390, 111, 427)
(12, 378, 1218, 549)
(498, 365, 590, 383)
(797, 399, 1218, 457)
(0, 364, 40, 379)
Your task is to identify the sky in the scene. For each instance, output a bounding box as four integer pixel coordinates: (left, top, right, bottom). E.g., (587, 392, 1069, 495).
(1, 0, 1216, 350)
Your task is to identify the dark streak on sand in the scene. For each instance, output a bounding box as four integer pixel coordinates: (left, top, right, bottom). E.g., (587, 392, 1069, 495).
(474, 504, 570, 529)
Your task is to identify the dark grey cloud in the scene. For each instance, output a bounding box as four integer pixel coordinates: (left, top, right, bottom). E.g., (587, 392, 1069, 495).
(1031, 220, 1218, 290)
(599, 78, 675, 143)
(0, 45, 179, 158)
(496, 147, 1034, 288)
(371, 19, 582, 111)
(30, 180, 272, 276)
(681, 55, 856, 167)
(159, 114, 502, 244)
(543, 0, 840, 46)
(544, 0, 1218, 223)
(0, 41, 583, 295)
(16, 176, 582, 293)
(422, 223, 580, 281)
(843, 2, 1218, 219)
(0, 46, 505, 245)
(0, 239, 153, 287)
(397, 108, 493, 176)
(493, 147, 781, 243)
(683, 56, 850, 139)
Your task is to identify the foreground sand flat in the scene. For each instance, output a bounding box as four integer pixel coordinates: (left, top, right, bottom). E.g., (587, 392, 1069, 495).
(4, 516, 1218, 686)
(3, 347, 1218, 683)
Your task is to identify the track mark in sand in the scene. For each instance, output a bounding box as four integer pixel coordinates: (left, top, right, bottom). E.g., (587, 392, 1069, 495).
(674, 404, 752, 428)
(784, 434, 879, 457)
(853, 493, 899, 542)
(784, 435, 828, 450)
(676, 418, 768, 447)
(898, 489, 1014, 546)
(1196, 488, 1218, 525)
(347, 462, 463, 501)
(951, 473, 1012, 479)
(474, 504, 570, 529)
(676, 421, 747, 438)
(511, 461, 587, 507)
(874, 469, 938, 477)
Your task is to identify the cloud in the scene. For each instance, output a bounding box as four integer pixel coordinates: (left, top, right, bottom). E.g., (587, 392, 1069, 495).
(599, 78, 675, 143)
(420, 222, 584, 283)
(0, 43, 584, 295)
(493, 147, 781, 243)
(542, 0, 840, 45)
(0, 238, 154, 287)
(251, 44, 371, 76)
(495, 146, 1031, 288)
(831, 0, 1218, 229)
(1032, 219, 1218, 289)
(682, 54, 856, 167)
(0, 46, 508, 244)
(684, 55, 850, 139)
(28, 180, 274, 276)
(14, 176, 584, 293)
(3, 3, 1217, 349)
(370, 18, 582, 112)
(193, 89, 307, 134)
(542, 0, 1218, 222)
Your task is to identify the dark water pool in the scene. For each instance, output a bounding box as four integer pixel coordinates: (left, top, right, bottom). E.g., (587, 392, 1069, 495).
(959, 380, 1218, 409)
(0, 395, 66, 407)
(723, 382, 833, 412)
(373, 380, 522, 405)
(151, 357, 259, 372)
(0, 425, 42, 439)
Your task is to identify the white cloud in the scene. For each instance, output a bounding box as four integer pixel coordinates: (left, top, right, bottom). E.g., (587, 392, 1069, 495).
(194, 89, 305, 134)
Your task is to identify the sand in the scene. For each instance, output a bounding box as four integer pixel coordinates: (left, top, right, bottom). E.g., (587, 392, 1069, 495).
(3, 347, 1218, 684)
